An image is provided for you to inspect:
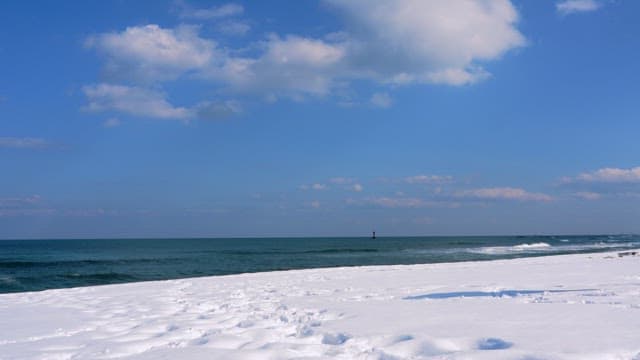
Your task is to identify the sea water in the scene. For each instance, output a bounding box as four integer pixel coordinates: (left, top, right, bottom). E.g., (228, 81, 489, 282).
(1, 235, 638, 293)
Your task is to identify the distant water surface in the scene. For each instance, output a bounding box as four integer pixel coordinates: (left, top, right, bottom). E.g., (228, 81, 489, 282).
(1, 235, 638, 293)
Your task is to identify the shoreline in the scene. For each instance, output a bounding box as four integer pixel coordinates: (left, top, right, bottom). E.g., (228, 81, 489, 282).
(3, 238, 638, 295)
(2, 250, 640, 359)
(0, 249, 623, 296)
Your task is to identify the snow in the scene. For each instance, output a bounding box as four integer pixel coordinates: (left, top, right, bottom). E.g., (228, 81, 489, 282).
(1, 250, 640, 359)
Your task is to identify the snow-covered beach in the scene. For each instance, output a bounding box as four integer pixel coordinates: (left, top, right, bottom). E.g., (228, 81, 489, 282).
(1, 250, 639, 360)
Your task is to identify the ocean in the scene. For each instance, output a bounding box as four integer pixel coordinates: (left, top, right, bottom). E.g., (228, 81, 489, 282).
(1, 235, 638, 294)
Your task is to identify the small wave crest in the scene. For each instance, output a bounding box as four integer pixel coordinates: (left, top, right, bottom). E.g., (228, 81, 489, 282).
(0, 275, 18, 285)
(219, 248, 379, 255)
(469, 241, 639, 256)
(61, 272, 139, 282)
(304, 248, 379, 255)
(513, 242, 551, 250)
(470, 242, 552, 255)
(0, 258, 182, 269)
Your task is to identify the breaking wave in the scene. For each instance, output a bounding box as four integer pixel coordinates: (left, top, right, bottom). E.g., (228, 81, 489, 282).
(470, 242, 551, 255)
(469, 241, 637, 256)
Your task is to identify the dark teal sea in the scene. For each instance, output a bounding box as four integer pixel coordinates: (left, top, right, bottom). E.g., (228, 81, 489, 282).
(1, 235, 638, 293)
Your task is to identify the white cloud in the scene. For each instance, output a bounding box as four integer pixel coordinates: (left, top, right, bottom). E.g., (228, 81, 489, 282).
(84, 84, 240, 121)
(0, 195, 41, 207)
(351, 197, 459, 208)
(564, 167, 640, 184)
(0, 137, 52, 149)
(309, 200, 321, 208)
(0, 198, 128, 217)
(556, 0, 601, 15)
(306, 177, 363, 191)
(0, 195, 48, 217)
(266, 35, 345, 68)
(83, 84, 191, 120)
(215, 35, 347, 98)
(574, 192, 602, 200)
(87, 1, 525, 98)
(456, 187, 553, 202)
(560, 167, 640, 199)
(103, 118, 121, 128)
(325, 0, 525, 86)
(179, 3, 244, 20)
(84, 1, 526, 116)
(370, 92, 392, 108)
(86, 25, 216, 82)
(405, 175, 453, 184)
(225, 0, 525, 95)
(300, 183, 327, 191)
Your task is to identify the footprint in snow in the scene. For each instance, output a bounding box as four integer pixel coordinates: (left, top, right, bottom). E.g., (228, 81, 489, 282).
(322, 332, 351, 345)
(476, 337, 512, 350)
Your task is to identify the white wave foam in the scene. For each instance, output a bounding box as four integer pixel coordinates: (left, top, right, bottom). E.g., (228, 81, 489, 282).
(470, 241, 638, 256)
(471, 243, 552, 255)
(513, 242, 551, 250)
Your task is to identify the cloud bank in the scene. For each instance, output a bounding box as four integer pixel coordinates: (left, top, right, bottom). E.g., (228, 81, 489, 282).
(83, 84, 240, 121)
(405, 175, 454, 184)
(84, 0, 526, 119)
(325, 0, 525, 86)
(563, 167, 640, 184)
(560, 166, 640, 199)
(456, 187, 553, 202)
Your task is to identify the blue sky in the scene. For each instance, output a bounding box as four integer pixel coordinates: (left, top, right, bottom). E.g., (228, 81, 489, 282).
(1, 0, 639, 238)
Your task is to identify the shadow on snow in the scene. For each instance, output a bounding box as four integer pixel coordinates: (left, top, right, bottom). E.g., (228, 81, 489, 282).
(403, 289, 597, 300)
